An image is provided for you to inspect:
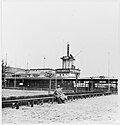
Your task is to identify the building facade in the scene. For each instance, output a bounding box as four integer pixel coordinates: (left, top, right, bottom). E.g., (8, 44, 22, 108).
(2, 44, 118, 93)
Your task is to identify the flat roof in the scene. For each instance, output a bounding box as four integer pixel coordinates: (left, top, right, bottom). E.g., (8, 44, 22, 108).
(6, 76, 118, 82)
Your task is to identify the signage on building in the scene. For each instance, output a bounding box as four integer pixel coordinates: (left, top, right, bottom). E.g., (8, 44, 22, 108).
(56, 69, 70, 74)
(70, 69, 80, 74)
(19, 83, 23, 86)
(56, 69, 80, 74)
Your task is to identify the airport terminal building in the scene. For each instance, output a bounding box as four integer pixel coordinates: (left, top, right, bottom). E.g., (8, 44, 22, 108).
(2, 44, 118, 93)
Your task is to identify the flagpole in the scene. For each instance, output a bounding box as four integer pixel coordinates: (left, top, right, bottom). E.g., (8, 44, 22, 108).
(43, 56, 45, 68)
(108, 52, 110, 92)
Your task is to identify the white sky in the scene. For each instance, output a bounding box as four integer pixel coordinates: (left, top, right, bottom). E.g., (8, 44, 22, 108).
(1, 0, 120, 78)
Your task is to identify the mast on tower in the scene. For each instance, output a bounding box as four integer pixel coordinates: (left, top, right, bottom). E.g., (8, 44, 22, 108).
(67, 43, 69, 57)
(61, 43, 75, 69)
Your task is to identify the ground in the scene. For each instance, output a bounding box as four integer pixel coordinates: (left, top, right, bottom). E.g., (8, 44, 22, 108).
(2, 94, 119, 125)
(2, 89, 54, 97)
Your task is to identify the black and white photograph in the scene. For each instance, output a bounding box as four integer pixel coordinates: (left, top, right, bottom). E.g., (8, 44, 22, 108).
(1, 0, 120, 125)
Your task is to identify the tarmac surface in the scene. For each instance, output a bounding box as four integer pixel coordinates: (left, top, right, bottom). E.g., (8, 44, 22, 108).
(2, 94, 119, 125)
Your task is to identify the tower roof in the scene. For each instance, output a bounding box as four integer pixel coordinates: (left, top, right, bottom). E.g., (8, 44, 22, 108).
(61, 55, 75, 61)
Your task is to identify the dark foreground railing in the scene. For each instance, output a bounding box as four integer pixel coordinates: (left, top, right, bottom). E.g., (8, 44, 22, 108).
(2, 91, 117, 109)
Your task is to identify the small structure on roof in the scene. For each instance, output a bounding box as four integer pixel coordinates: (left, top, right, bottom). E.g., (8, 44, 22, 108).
(56, 43, 80, 78)
(60, 43, 75, 69)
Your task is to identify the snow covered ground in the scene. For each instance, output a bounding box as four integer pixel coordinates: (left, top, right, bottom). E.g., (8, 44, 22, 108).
(2, 89, 54, 97)
(2, 94, 119, 125)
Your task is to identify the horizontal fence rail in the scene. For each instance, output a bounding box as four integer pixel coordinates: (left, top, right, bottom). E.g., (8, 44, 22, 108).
(2, 91, 116, 109)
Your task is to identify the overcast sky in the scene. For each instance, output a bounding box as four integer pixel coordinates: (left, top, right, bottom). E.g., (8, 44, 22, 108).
(1, 0, 120, 78)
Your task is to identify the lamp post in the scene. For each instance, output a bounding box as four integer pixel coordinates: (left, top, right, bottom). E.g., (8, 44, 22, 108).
(45, 71, 54, 95)
(75, 69, 80, 93)
(108, 52, 110, 92)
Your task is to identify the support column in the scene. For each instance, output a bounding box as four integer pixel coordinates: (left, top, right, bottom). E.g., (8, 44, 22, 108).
(91, 82, 93, 91)
(4, 78, 6, 88)
(14, 79, 16, 88)
(75, 73, 79, 93)
(48, 78, 51, 95)
(108, 79, 110, 92)
(90, 77, 94, 91)
(62, 61, 64, 68)
(85, 81, 87, 91)
(114, 83, 117, 93)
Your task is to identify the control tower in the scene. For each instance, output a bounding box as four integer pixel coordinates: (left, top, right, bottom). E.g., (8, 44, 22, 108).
(61, 43, 75, 69)
(56, 43, 80, 77)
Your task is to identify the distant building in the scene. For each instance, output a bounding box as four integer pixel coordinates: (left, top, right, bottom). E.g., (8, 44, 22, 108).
(2, 44, 118, 93)
(5, 67, 26, 77)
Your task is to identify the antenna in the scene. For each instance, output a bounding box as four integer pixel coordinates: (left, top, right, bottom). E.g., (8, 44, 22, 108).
(75, 50, 82, 58)
(67, 42, 70, 57)
(108, 52, 110, 92)
(62, 39, 65, 55)
(55, 55, 57, 89)
(5, 53, 7, 66)
(108, 52, 110, 77)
